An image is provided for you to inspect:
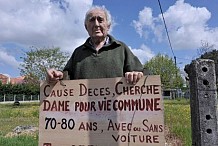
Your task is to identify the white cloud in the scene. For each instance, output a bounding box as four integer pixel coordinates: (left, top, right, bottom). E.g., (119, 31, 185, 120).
(0, 0, 94, 76)
(133, 0, 218, 50)
(0, 0, 93, 53)
(132, 7, 154, 39)
(130, 44, 155, 64)
(0, 49, 21, 69)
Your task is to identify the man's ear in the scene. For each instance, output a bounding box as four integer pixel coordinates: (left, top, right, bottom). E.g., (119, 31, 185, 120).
(107, 24, 111, 30)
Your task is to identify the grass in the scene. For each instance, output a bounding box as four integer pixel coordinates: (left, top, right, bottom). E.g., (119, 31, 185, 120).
(0, 102, 39, 146)
(0, 135, 38, 146)
(164, 99, 192, 146)
(0, 99, 192, 146)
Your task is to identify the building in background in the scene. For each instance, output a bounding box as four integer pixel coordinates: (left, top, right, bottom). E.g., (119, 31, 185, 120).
(0, 74, 24, 84)
(10, 76, 25, 84)
(0, 74, 10, 84)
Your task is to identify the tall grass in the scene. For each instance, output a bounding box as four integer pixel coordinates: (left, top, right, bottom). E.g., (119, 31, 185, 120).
(164, 99, 192, 146)
(0, 99, 192, 146)
(0, 135, 38, 146)
(0, 102, 39, 146)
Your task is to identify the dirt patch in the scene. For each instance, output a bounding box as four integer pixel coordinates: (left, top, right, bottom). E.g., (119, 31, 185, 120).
(5, 125, 38, 137)
(165, 125, 183, 146)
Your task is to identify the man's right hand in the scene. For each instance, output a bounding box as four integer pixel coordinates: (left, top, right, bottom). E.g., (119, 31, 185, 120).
(46, 68, 63, 83)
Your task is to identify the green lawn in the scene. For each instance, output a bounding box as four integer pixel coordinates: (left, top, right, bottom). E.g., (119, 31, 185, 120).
(164, 99, 192, 146)
(0, 102, 39, 146)
(0, 99, 192, 146)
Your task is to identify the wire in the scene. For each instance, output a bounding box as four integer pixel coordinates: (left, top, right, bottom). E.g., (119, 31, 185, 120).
(157, 0, 179, 82)
(157, 0, 175, 58)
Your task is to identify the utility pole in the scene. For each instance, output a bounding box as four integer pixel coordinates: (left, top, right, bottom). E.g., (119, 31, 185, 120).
(174, 56, 178, 98)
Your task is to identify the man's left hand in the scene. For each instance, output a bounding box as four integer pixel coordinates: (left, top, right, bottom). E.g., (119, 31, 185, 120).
(125, 71, 143, 85)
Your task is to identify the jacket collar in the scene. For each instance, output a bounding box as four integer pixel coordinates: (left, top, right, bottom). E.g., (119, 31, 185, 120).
(84, 34, 121, 49)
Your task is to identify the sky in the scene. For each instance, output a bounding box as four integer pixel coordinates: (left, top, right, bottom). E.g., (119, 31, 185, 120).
(0, 0, 218, 77)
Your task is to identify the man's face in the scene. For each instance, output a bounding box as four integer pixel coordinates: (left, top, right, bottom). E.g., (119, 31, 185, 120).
(85, 9, 110, 40)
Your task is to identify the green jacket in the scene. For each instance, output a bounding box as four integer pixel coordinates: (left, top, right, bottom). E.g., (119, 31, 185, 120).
(64, 35, 144, 80)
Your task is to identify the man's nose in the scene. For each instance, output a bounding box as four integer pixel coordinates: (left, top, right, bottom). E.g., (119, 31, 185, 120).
(94, 19, 100, 26)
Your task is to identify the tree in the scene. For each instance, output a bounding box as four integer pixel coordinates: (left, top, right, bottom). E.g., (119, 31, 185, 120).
(197, 40, 215, 56)
(20, 47, 70, 84)
(144, 53, 184, 89)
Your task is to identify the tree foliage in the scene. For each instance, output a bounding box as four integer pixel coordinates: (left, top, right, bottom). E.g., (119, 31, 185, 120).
(197, 40, 215, 56)
(144, 53, 184, 89)
(19, 47, 70, 84)
(200, 49, 218, 63)
(0, 81, 39, 95)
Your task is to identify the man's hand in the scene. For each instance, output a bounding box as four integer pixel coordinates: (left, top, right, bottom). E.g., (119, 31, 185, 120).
(46, 68, 63, 83)
(125, 71, 143, 85)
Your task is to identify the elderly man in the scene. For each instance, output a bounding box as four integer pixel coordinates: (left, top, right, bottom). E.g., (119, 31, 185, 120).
(47, 6, 146, 84)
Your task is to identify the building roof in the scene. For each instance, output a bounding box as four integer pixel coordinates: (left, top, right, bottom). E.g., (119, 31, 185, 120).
(0, 74, 25, 84)
(0, 74, 9, 84)
(10, 76, 25, 84)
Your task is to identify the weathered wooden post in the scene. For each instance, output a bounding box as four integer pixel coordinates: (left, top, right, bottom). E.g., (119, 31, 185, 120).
(185, 59, 218, 146)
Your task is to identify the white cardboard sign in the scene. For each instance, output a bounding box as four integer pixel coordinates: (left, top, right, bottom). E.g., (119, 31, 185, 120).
(39, 76, 165, 146)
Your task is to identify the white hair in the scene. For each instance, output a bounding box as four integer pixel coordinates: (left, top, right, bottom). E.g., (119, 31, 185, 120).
(84, 6, 112, 26)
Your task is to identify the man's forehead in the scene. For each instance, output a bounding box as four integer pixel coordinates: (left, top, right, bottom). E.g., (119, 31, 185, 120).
(88, 9, 106, 17)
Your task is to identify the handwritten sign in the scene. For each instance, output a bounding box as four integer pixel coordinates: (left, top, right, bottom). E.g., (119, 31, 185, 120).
(39, 76, 165, 146)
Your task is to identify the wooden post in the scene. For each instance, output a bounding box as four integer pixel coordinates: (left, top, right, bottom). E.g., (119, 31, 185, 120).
(185, 59, 218, 146)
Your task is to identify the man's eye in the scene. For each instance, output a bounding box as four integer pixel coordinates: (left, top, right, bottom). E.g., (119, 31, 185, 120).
(89, 17, 95, 22)
(89, 16, 104, 22)
(97, 16, 104, 22)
